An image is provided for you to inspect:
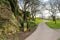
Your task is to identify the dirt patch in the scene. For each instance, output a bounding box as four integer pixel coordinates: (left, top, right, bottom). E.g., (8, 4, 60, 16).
(10, 26, 37, 40)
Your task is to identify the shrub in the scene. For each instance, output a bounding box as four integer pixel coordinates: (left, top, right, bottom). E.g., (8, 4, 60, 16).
(28, 21, 36, 31)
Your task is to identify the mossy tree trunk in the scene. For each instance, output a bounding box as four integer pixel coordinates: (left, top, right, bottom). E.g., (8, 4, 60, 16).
(8, 0, 18, 17)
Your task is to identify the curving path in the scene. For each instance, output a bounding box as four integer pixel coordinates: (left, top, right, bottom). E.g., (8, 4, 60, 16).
(25, 22, 60, 40)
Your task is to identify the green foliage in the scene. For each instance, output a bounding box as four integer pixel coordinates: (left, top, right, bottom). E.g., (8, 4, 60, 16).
(0, 0, 10, 7)
(8, 0, 18, 14)
(18, 9, 24, 16)
(35, 18, 43, 24)
(0, 35, 7, 40)
(28, 18, 43, 31)
(0, 0, 2, 4)
(28, 21, 36, 31)
(0, 0, 20, 39)
(0, 15, 20, 40)
(46, 20, 60, 29)
(3, 0, 10, 7)
(26, 11, 30, 17)
(0, 34, 20, 40)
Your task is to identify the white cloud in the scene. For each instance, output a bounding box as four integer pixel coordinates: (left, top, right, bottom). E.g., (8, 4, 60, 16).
(43, 0, 49, 2)
(43, 10, 49, 13)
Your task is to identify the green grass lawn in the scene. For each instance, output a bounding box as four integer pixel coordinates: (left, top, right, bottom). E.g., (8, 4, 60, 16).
(46, 20, 60, 29)
(58, 38, 60, 40)
(35, 18, 44, 24)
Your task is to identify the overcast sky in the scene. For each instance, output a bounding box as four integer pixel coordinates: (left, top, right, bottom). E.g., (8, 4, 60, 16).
(18, 0, 60, 18)
(36, 0, 60, 18)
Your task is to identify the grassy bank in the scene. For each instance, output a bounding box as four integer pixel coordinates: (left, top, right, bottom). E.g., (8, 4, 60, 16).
(46, 20, 60, 29)
(35, 18, 44, 24)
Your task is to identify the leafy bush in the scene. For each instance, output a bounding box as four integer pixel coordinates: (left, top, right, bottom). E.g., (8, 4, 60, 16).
(28, 21, 36, 31)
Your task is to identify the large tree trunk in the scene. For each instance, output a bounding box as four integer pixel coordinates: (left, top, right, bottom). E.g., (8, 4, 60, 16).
(8, 0, 18, 17)
(52, 16, 56, 24)
(23, 0, 27, 21)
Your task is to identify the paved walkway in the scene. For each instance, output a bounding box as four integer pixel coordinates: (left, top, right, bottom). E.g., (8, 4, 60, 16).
(25, 22, 60, 40)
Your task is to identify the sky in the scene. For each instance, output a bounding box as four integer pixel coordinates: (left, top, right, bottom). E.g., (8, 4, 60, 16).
(18, 0, 60, 18)
(43, 0, 49, 2)
(36, 0, 60, 18)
